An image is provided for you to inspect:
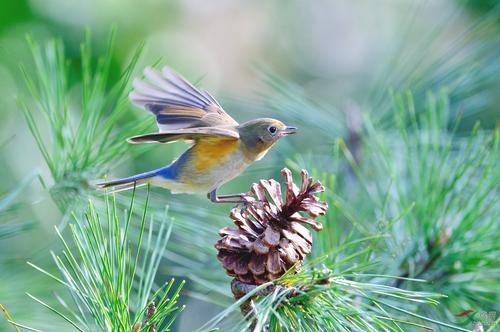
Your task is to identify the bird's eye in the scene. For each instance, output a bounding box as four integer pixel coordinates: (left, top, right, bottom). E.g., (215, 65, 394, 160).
(268, 126, 277, 135)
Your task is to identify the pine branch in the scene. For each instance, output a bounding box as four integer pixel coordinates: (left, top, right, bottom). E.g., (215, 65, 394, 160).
(19, 30, 151, 212)
(16, 188, 186, 331)
(340, 90, 500, 323)
(207, 169, 467, 331)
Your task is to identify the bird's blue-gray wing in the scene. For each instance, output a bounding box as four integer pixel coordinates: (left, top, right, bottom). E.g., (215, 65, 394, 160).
(127, 127, 239, 144)
(129, 67, 238, 131)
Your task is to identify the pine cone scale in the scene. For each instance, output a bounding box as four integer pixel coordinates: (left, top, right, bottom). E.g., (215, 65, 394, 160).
(253, 239, 270, 254)
(234, 256, 250, 275)
(263, 226, 281, 246)
(249, 254, 266, 275)
(289, 221, 313, 244)
(266, 249, 281, 274)
(260, 179, 283, 209)
(278, 238, 299, 264)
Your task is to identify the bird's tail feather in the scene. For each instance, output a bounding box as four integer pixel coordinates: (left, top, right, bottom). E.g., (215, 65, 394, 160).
(97, 169, 160, 191)
(101, 181, 148, 194)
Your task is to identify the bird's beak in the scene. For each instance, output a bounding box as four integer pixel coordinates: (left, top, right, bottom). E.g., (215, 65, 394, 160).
(280, 126, 297, 136)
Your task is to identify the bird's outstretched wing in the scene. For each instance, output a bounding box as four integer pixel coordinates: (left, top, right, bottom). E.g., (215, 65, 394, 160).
(129, 67, 239, 132)
(127, 127, 239, 144)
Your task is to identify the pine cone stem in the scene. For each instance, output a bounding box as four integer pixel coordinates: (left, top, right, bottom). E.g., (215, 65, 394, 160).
(231, 279, 300, 332)
(231, 279, 299, 299)
(230, 275, 332, 331)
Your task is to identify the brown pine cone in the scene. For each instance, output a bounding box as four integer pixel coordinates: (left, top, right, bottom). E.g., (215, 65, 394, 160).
(215, 168, 328, 285)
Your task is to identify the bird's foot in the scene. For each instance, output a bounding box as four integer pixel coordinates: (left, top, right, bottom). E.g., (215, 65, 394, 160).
(207, 191, 254, 204)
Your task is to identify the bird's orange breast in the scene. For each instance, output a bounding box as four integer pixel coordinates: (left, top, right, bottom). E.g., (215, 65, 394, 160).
(191, 138, 241, 172)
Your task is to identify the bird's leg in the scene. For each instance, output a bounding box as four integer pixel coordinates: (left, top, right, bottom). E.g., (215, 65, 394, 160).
(217, 193, 247, 199)
(208, 189, 248, 204)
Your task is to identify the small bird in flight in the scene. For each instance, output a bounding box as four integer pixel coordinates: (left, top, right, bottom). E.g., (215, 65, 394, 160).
(98, 67, 296, 203)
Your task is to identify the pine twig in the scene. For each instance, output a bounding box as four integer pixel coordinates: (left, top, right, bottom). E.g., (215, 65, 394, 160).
(0, 304, 21, 332)
(146, 302, 157, 332)
(394, 231, 450, 288)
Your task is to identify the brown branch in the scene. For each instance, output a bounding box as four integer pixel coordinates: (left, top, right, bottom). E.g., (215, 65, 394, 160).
(394, 243, 443, 288)
(0, 304, 21, 332)
(146, 302, 157, 332)
(231, 279, 300, 300)
(230, 275, 333, 331)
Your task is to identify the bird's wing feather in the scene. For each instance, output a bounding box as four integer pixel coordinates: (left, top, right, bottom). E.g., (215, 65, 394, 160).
(129, 67, 238, 131)
(127, 127, 239, 144)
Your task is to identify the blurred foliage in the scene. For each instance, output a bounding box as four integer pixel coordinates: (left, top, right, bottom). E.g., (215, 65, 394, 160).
(0, 0, 34, 34)
(337, 91, 499, 326)
(0, 175, 35, 240)
(460, 0, 500, 20)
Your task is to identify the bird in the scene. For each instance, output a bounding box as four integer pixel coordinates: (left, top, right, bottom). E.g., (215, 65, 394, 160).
(97, 66, 297, 203)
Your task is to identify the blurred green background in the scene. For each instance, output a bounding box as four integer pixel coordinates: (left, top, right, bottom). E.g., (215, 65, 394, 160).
(0, 0, 499, 331)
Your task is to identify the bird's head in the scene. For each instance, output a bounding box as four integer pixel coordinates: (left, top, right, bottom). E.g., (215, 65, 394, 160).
(238, 118, 297, 159)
